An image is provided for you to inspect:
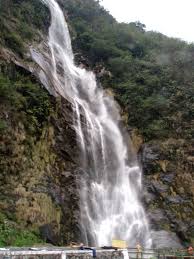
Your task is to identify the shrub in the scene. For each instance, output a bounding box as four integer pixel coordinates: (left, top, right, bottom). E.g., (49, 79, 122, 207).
(0, 213, 43, 247)
(0, 120, 7, 133)
(4, 32, 25, 56)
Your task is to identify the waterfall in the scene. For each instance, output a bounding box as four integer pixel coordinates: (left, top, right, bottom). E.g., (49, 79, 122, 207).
(32, 0, 152, 248)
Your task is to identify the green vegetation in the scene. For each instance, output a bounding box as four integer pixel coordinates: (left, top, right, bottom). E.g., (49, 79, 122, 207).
(57, 0, 194, 141)
(0, 69, 52, 134)
(0, 0, 49, 56)
(0, 119, 7, 133)
(0, 0, 193, 140)
(0, 213, 43, 247)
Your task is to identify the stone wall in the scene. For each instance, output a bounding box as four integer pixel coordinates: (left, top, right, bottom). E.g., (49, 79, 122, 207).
(0, 251, 125, 259)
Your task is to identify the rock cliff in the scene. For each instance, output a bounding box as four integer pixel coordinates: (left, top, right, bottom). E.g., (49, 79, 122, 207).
(0, 0, 193, 247)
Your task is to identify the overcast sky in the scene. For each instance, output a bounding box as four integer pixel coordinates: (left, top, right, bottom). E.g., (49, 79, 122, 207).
(100, 0, 194, 43)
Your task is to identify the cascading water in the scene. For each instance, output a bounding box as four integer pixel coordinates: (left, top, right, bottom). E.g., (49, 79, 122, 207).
(32, 0, 152, 248)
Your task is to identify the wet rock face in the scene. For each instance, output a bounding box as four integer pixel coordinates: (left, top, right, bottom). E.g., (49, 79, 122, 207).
(141, 144, 160, 163)
(140, 144, 160, 175)
(151, 230, 183, 249)
(140, 141, 194, 246)
(148, 209, 169, 231)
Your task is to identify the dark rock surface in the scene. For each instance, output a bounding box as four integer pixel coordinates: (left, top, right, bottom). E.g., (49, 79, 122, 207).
(140, 141, 194, 246)
(151, 230, 183, 249)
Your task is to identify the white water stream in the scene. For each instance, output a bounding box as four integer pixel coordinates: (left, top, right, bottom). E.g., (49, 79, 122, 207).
(32, 0, 152, 248)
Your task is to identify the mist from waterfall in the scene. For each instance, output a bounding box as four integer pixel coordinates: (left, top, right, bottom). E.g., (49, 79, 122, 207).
(32, 0, 152, 248)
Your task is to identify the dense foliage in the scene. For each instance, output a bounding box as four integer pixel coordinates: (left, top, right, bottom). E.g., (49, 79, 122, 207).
(0, 213, 42, 246)
(1, 0, 194, 141)
(0, 69, 52, 134)
(60, 0, 194, 141)
(0, 0, 49, 56)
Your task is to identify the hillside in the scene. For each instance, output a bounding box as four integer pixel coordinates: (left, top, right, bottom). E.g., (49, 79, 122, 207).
(0, 0, 193, 247)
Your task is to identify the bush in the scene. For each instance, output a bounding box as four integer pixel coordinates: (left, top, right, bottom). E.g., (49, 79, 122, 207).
(4, 32, 25, 56)
(108, 56, 132, 77)
(19, 22, 34, 40)
(143, 119, 169, 139)
(0, 120, 7, 133)
(90, 39, 121, 62)
(0, 72, 52, 134)
(0, 213, 43, 247)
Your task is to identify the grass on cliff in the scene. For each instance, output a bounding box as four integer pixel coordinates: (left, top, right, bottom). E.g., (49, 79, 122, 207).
(0, 213, 43, 247)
